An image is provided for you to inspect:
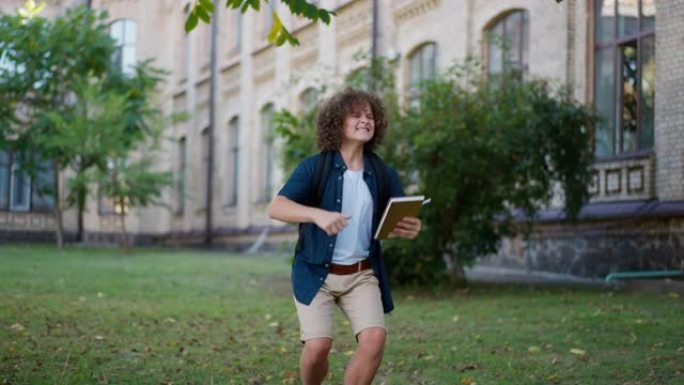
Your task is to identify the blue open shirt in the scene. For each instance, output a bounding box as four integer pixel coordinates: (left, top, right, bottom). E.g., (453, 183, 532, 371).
(278, 151, 404, 313)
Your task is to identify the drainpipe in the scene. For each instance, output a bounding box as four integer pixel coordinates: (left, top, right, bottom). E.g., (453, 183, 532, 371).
(370, 0, 379, 91)
(205, 0, 218, 246)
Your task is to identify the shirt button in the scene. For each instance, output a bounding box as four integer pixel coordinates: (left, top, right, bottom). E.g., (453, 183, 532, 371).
(319, 277, 324, 281)
(328, 243, 333, 247)
(336, 198, 341, 203)
(325, 263, 330, 267)
(338, 176, 342, 180)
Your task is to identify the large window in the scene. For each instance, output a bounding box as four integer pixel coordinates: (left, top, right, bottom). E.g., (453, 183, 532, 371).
(110, 19, 137, 75)
(407, 43, 437, 105)
(261, 104, 275, 202)
(201, 128, 210, 210)
(176, 137, 186, 215)
(485, 10, 529, 77)
(228, 117, 240, 206)
(594, 0, 655, 158)
(231, 10, 242, 53)
(0, 150, 54, 212)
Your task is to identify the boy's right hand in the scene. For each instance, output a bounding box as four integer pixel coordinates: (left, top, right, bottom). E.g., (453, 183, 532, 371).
(314, 210, 351, 236)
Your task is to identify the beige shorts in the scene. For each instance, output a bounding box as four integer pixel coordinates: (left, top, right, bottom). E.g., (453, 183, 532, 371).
(294, 269, 386, 342)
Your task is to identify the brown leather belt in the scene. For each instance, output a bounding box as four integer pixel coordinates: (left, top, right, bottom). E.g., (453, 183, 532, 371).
(329, 259, 371, 275)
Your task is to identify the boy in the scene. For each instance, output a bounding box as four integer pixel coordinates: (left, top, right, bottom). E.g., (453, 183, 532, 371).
(268, 88, 421, 385)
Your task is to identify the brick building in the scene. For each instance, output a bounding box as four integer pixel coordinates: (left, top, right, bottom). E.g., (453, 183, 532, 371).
(0, 0, 681, 277)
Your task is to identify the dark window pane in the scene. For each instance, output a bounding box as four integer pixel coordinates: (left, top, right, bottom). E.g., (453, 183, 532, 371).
(10, 160, 30, 211)
(641, 0, 655, 32)
(639, 35, 655, 150)
(177, 137, 186, 214)
(505, 12, 522, 69)
(0, 150, 9, 209)
(595, 0, 615, 43)
(229, 118, 240, 206)
(31, 161, 55, 211)
(594, 47, 616, 157)
(487, 23, 504, 75)
(619, 42, 638, 153)
(617, 0, 639, 38)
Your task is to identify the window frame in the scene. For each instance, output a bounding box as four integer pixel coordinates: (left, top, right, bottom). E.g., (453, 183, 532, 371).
(109, 18, 137, 76)
(592, 0, 655, 159)
(0, 149, 55, 213)
(484, 9, 529, 78)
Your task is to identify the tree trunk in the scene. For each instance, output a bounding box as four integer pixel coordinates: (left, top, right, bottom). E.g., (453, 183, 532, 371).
(443, 250, 468, 287)
(76, 163, 86, 243)
(118, 197, 130, 255)
(52, 160, 64, 248)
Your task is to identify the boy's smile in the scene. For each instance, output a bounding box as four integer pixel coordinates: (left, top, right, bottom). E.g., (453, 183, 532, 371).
(342, 102, 375, 145)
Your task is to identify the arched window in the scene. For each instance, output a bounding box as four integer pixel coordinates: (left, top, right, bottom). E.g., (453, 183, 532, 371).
(228, 117, 240, 206)
(345, 67, 372, 91)
(407, 42, 437, 105)
(593, 0, 655, 157)
(261, 104, 276, 201)
(110, 19, 137, 75)
(485, 10, 529, 77)
(299, 88, 319, 114)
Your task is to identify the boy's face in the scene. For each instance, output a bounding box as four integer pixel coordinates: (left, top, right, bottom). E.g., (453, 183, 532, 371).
(342, 102, 375, 146)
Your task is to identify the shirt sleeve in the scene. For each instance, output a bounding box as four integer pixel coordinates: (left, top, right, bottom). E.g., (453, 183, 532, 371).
(277, 158, 314, 204)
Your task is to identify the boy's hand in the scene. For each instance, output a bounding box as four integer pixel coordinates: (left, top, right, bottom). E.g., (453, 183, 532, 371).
(314, 210, 352, 236)
(390, 217, 422, 239)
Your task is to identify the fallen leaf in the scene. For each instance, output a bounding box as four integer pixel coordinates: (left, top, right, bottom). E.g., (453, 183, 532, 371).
(268, 322, 279, 328)
(452, 315, 460, 322)
(460, 377, 476, 385)
(343, 350, 355, 356)
(570, 348, 586, 356)
(528, 346, 541, 353)
(668, 292, 680, 299)
(264, 314, 272, 321)
(546, 373, 561, 381)
(10, 323, 25, 332)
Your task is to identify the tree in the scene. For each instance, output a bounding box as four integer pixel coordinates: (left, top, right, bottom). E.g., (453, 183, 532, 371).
(0, 6, 116, 246)
(384, 61, 596, 285)
(185, 0, 334, 46)
(1, 5, 177, 248)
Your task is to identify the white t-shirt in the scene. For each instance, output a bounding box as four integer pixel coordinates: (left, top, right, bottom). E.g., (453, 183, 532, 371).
(331, 169, 373, 265)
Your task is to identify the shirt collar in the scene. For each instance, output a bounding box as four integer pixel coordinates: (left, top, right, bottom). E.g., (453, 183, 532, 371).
(332, 150, 373, 177)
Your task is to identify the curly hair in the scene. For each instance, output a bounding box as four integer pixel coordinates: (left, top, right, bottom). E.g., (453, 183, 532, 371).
(316, 87, 388, 152)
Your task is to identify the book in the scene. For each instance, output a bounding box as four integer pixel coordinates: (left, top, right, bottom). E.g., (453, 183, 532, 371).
(374, 195, 430, 240)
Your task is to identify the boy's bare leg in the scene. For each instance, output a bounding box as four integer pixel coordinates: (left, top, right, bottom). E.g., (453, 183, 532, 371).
(343, 327, 386, 385)
(301, 338, 333, 385)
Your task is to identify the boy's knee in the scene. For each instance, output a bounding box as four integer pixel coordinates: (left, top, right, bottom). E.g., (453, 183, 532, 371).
(304, 338, 333, 361)
(357, 327, 386, 351)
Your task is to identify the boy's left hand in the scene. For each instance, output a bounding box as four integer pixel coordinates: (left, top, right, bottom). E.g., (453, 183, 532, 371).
(390, 217, 422, 240)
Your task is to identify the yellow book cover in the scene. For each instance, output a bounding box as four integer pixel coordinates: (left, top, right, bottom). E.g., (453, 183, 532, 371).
(374, 196, 429, 240)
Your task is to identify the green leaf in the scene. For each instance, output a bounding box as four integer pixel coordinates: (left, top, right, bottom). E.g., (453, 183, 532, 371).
(184, 12, 199, 32)
(319, 9, 331, 24)
(267, 12, 282, 44)
(195, 5, 211, 23)
(199, 0, 215, 13)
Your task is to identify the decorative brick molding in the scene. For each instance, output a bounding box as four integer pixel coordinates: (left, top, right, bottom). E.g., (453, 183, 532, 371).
(253, 46, 276, 85)
(395, 0, 441, 23)
(590, 153, 655, 202)
(335, 0, 371, 48)
(292, 24, 319, 72)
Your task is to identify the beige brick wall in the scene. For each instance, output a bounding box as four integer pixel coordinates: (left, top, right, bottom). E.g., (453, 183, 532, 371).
(655, 0, 684, 201)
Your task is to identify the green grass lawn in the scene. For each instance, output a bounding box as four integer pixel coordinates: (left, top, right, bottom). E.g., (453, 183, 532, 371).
(1, 246, 682, 385)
